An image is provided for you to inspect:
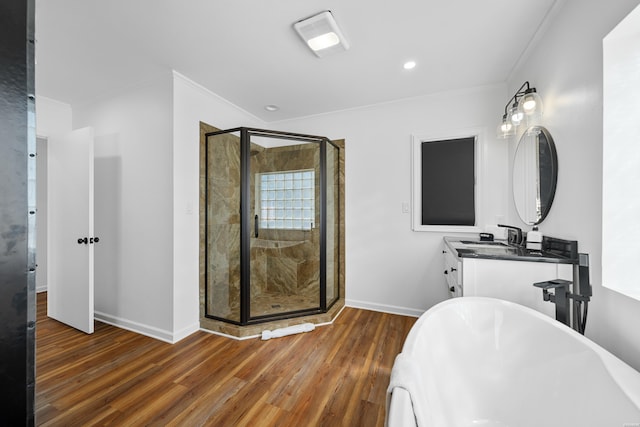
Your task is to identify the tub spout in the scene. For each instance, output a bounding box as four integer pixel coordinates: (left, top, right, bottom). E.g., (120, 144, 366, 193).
(534, 279, 572, 328)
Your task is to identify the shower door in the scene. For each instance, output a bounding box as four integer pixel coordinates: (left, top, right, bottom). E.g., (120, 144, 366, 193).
(248, 132, 322, 321)
(204, 128, 339, 325)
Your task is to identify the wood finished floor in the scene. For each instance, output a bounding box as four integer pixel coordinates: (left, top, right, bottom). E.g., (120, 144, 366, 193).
(35, 293, 416, 426)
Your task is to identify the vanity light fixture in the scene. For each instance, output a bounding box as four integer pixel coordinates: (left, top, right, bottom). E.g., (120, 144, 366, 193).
(293, 11, 350, 58)
(497, 81, 544, 139)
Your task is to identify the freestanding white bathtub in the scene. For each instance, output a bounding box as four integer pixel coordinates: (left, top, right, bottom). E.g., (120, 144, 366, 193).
(387, 297, 640, 427)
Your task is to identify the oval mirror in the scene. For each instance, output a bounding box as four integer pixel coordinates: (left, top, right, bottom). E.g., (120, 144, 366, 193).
(512, 126, 558, 225)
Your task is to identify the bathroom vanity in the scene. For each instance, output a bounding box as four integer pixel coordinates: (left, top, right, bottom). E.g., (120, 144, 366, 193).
(443, 237, 576, 318)
(439, 126, 592, 326)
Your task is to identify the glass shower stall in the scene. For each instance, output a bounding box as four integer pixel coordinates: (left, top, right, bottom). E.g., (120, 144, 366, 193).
(204, 127, 340, 325)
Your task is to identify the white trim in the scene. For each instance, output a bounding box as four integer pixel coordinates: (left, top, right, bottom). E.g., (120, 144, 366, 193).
(199, 328, 261, 341)
(506, 0, 567, 82)
(270, 83, 505, 126)
(36, 94, 73, 112)
(172, 70, 264, 124)
(323, 303, 347, 326)
(94, 310, 196, 344)
(172, 323, 201, 343)
(411, 127, 486, 233)
(346, 299, 423, 318)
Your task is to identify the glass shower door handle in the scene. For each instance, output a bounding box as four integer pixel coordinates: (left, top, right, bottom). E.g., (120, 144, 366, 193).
(254, 214, 259, 238)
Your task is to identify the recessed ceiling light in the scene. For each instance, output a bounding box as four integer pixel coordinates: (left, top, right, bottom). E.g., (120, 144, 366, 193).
(404, 61, 417, 70)
(264, 105, 279, 112)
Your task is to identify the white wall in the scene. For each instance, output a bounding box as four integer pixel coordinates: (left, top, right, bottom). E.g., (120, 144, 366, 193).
(74, 74, 176, 341)
(507, 0, 640, 370)
(36, 96, 72, 137)
(39, 71, 260, 342)
(602, 5, 640, 300)
(172, 72, 261, 338)
(271, 85, 509, 315)
(35, 96, 73, 293)
(78, 72, 506, 336)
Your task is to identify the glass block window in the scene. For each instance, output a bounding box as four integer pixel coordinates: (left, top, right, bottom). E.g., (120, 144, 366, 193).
(258, 170, 315, 230)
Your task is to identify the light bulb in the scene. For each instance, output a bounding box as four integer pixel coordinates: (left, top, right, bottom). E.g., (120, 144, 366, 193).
(497, 116, 515, 138)
(403, 61, 416, 70)
(509, 105, 524, 125)
(522, 98, 537, 113)
(519, 91, 543, 116)
(307, 32, 340, 51)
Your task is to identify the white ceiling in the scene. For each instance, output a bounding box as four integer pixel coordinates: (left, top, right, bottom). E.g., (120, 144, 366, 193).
(35, 0, 557, 122)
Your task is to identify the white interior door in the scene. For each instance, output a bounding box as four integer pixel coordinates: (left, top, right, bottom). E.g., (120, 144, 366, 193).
(47, 127, 95, 334)
(36, 137, 48, 292)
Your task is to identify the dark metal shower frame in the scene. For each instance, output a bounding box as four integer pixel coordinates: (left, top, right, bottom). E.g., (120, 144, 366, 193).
(204, 127, 340, 326)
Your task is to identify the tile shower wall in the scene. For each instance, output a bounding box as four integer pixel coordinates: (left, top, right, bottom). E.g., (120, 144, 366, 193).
(206, 131, 241, 321)
(249, 143, 320, 305)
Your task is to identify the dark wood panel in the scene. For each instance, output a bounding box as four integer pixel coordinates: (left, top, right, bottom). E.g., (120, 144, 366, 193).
(35, 293, 415, 426)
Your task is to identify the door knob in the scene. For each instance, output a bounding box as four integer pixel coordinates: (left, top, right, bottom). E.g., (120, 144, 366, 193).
(77, 237, 88, 244)
(90, 237, 100, 244)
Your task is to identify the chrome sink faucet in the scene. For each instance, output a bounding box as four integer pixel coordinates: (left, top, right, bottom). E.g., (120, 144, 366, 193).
(497, 224, 523, 246)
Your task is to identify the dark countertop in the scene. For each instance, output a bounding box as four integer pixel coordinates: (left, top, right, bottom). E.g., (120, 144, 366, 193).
(444, 237, 577, 264)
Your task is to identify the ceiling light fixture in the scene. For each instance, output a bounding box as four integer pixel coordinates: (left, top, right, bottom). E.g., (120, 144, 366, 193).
(264, 105, 279, 112)
(497, 81, 544, 139)
(293, 11, 349, 58)
(403, 61, 417, 70)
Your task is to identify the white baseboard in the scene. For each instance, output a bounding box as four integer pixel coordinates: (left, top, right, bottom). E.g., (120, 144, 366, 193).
(346, 299, 423, 318)
(173, 323, 200, 343)
(94, 311, 198, 344)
